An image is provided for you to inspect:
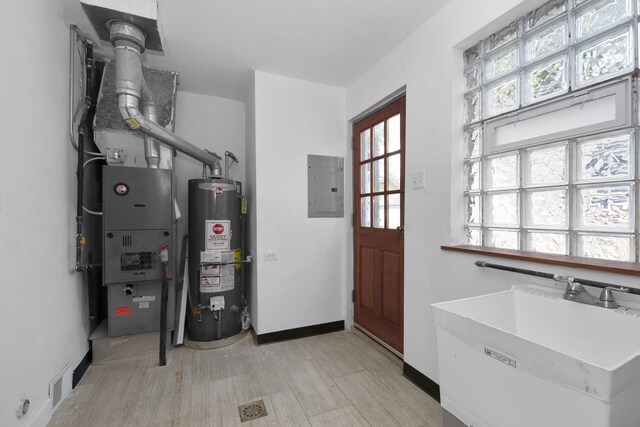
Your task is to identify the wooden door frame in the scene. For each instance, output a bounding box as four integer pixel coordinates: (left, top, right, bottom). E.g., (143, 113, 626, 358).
(351, 95, 406, 354)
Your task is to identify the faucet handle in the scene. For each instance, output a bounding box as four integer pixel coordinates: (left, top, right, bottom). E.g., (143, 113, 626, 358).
(598, 287, 629, 309)
(555, 274, 580, 294)
(554, 274, 575, 285)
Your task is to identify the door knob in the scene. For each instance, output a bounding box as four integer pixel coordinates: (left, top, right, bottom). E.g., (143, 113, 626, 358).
(395, 225, 404, 233)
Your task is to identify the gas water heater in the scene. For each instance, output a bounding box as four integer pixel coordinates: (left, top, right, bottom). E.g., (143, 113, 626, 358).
(187, 178, 247, 344)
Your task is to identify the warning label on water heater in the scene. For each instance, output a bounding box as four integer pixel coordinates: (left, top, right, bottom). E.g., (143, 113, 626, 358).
(200, 250, 235, 264)
(205, 220, 230, 250)
(200, 265, 235, 293)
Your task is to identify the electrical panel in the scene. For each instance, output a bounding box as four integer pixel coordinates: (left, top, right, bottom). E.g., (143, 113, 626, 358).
(307, 154, 344, 218)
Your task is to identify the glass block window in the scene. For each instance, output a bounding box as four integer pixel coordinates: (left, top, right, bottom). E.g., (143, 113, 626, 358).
(462, 0, 640, 262)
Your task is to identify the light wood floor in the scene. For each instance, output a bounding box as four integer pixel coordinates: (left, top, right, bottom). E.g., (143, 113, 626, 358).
(50, 329, 443, 426)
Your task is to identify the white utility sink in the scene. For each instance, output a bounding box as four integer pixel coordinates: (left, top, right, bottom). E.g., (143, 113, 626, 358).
(432, 284, 640, 427)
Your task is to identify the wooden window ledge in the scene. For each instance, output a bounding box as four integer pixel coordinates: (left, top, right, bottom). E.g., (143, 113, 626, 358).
(441, 245, 640, 277)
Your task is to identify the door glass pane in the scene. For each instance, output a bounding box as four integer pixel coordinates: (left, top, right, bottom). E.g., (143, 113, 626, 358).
(526, 189, 568, 227)
(373, 122, 385, 157)
(485, 74, 519, 117)
(527, 232, 568, 254)
(524, 55, 568, 104)
(487, 154, 518, 190)
(488, 229, 519, 249)
(526, 144, 567, 186)
(361, 197, 371, 227)
(465, 194, 482, 225)
(388, 154, 401, 191)
(361, 163, 371, 194)
(575, 27, 632, 87)
(373, 159, 385, 192)
(388, 194, 401, 229)
(373, 195, 385, 228)
(575, 0, 631, 41)
(387, 114, 401, 152)
(577, 132, 632, 182)
(578, 234, 633, 261)
(360, 130, 371, 161)
(577, 185, 632, 230)
(487, 192, 519, 226)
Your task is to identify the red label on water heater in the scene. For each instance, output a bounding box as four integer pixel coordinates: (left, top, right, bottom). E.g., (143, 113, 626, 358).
(116, 306, 131, 316)
(205, 219, 231, 250)
(215, 186, 224, 196)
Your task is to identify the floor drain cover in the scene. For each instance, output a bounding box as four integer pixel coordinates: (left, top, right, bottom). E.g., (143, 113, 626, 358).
(238, 400, 268, 422)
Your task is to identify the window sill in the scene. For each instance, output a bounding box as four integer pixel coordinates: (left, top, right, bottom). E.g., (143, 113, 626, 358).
(440, 245, 640, 277)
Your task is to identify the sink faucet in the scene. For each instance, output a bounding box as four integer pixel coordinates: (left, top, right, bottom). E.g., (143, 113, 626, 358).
(558, 274, 629, 309)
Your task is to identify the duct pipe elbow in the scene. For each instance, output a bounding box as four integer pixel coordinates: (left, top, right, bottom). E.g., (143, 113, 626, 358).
(118, 93, 144, 126)
(111, 21, 221, 168)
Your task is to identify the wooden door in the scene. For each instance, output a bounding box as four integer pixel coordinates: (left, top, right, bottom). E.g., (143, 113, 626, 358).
(353, 97, 405, 353)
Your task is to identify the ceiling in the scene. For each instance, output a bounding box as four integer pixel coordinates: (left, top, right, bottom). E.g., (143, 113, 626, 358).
(56, 0, 450, 101)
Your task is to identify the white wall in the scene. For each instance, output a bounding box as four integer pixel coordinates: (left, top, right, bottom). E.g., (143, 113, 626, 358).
(173, 91, 246, 255)
(346, 0, 640, 383)
(252, 71, 348, 334)
(0, 2, 89, 426)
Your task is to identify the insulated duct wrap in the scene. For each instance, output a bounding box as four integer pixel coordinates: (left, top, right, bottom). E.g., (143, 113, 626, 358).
(95, 64, 175, 132)
(94, 63, 178, 169)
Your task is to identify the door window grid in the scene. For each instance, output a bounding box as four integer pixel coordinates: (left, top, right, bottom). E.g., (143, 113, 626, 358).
(462, 0, 640, 262)
(359, 114, 403, 230)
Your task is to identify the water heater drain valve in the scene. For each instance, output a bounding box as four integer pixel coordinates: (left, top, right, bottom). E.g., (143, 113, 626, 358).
(210, 296, 225, 312)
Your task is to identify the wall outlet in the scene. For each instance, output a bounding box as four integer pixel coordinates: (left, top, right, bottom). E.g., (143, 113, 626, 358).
(264, 250, 278, 261)
(412, 169, 426, 189)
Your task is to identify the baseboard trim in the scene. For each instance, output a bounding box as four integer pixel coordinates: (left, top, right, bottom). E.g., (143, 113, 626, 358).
(403, 362, 440, 403)
(256, 320, 345, 345)
(72, 348, 92, 388)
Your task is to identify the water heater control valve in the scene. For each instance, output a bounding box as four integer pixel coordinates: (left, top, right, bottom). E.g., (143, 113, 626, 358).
(209, 296, 225, 312)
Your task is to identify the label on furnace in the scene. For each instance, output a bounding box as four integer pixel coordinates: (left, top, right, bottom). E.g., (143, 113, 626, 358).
(132, 295, 156, 303)
(115, 306, 131, 316)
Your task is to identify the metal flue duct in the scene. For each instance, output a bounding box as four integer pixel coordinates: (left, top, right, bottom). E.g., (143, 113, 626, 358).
(108, 20, 220, 167)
